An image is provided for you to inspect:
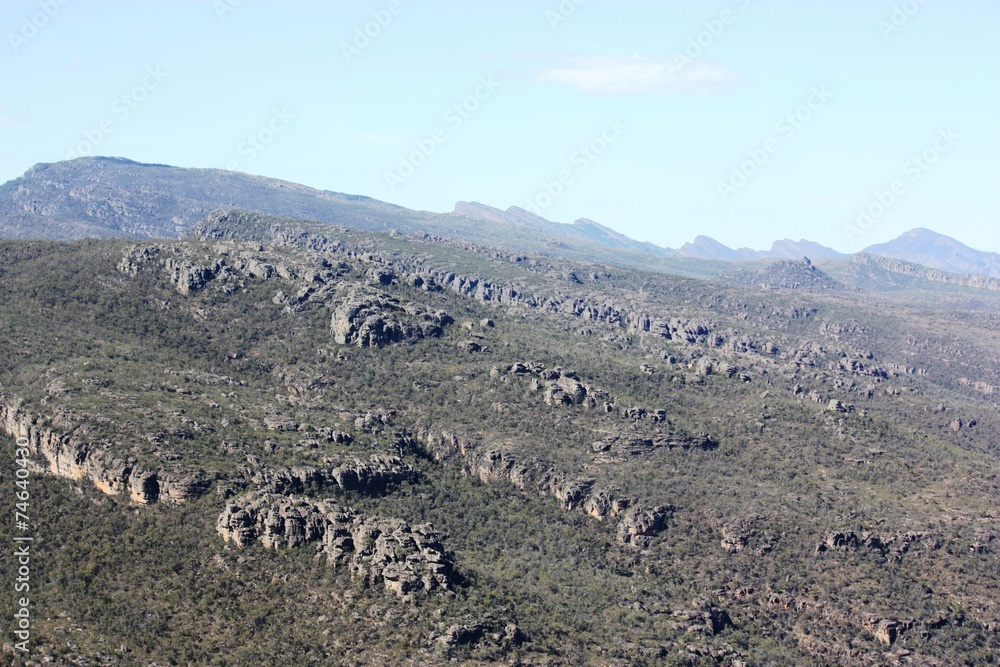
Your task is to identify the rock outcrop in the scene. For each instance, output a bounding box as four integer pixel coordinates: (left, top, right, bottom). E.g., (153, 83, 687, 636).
(649, 600, 735, 636)
(119, 242, 323, 296)
(617, 505, 672, 547)
(415, 430, 674, 545)
(815, 529, 940, 560)
(719, 259, 846, 292)
(251, 456, 415, 496)
(435, 620, 526, 648)
(0, 394, 210, 505)
(216, 493, 452, 597)
(591, 433, 717, 458)
(331, 289, 453, 348)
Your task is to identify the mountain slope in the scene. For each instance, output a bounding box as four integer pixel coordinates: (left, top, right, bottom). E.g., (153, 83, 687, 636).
(0, 158, 692, 274)
(1, 157, 994, 285)
(768, 238, 847, 260)
(863, 228, 1000, 279)
(679, 235, 755, 261)
(0, 211, 998, 665)
(679, 236, 846, 262)
(454, 201, 676, 257)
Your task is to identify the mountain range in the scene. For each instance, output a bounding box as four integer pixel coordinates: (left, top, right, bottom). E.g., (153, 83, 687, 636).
(1, 156, 997, 279)
(1, 158, 999, 665)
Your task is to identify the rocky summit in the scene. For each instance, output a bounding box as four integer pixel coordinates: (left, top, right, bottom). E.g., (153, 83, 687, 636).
(0, 206, 997, 666)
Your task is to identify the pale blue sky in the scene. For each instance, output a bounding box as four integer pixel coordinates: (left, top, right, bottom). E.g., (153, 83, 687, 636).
(1, 0, 997, 252)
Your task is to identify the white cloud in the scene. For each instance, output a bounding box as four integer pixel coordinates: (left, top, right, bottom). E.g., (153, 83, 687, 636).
(536, 55, 738, 95)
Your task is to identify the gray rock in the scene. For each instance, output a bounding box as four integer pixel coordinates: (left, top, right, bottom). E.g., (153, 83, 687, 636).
(331, 289, 452, 347)
(436, 623, 485, 647)
(617, 505, 671, 546)
(217, 493, 452, 597)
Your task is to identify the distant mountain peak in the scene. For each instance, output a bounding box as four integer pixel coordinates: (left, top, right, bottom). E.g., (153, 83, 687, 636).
(679, 236, 747, 261)
(453, 201, 510, 224)
(573, 218, 637, 243)
(768, 239, 847, 260)
(863, 229, 1000, 279)
(2, 157, 996, 280)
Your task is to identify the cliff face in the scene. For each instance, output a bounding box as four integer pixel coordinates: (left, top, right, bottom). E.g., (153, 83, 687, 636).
(0, 393, 210, 504)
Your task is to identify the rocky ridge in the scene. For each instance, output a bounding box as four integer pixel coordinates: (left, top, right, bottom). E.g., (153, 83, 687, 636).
(0, 393, 210, 504)
(217, 493, 453, 597)
(417, 429, 674, 545)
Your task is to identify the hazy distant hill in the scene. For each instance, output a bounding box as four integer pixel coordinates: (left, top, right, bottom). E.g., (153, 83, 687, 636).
(0, 158, 706, 273)
(821, 253, 1000, 299)
(863, 228, 1000, 279)
(0, 157, 994, 282)
(678, 236, 847, 262)
(454, 201, 677, 258)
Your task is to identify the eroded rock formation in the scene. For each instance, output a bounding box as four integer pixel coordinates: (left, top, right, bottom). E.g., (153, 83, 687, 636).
(217, 493, 452, 597)
(0, 394, 210, 505)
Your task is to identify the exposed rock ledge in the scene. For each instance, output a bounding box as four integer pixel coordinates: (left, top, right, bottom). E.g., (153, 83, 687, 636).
(419, 430, 673, 546)
(251, 456, 416, 496)
(217, 493, 452, 597)
(0, 394, 210, 505)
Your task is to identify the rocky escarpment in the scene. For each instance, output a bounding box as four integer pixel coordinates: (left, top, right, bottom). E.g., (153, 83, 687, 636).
(119, 243, 454, 348)
(418, 431, 673, 546)
(119, 243, 332, 295)
(191, 211, 923, 407)
(0, 394, 210, 504)
(851, 254, 1000, 292)
(250, 455, 416, 496)
(331, 289, 453, 348)
(815, 529, 941, 561)
(193, 213, 723, 346)
(191, 213, 920, 410)
(498, 362, 718, 460)
(217, 493, 452, 597)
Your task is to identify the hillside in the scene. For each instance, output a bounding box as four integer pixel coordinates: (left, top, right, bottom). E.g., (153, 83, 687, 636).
(864, 229, 1000, 280)
(0, 158, 703, 276)
(1, 209, 998, 666)
(1, 158, 995, 284)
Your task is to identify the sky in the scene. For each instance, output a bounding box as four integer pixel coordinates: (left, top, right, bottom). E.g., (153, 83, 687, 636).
(1, 0, 997, 253)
